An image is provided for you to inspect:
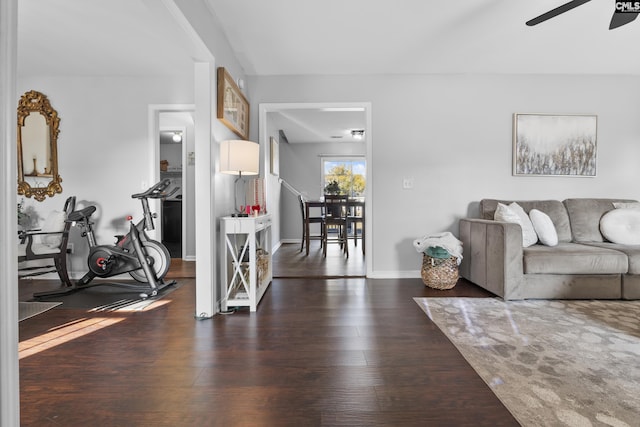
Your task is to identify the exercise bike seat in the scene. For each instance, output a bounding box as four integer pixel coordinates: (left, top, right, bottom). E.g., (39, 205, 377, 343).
(68, 206, 97, 223)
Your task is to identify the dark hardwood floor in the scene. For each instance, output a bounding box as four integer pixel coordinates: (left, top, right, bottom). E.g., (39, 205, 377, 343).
(273, 241, 365, 278)
(18, 258, 518, 426)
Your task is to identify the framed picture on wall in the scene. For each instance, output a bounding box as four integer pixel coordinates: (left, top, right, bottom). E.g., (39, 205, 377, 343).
(270, 137, 279, 176)
(513, 113, 597, 177)
(217, 67, 250, 140)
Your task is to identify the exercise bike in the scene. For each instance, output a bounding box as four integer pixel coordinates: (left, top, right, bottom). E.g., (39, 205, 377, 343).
(34, 179, 178, 299)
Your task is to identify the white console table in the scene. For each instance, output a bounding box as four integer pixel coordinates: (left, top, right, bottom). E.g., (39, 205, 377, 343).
(220, 214, 272, 312)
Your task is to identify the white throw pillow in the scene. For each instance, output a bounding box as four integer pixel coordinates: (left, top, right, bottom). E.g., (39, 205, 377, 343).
(494, 202, 537, 247)
(600, 208, 640, 245)
(494, 202, 519, 223)
(529, 209, 558, 247)
(509, 202, 538, 247)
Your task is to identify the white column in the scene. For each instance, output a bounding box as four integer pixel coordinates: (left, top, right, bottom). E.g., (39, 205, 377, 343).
(194, 62, 216, 317)
(0, 0, 20, 425)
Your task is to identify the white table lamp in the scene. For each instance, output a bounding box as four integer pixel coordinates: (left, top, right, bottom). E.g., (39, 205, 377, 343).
(220, 139, 260, 214)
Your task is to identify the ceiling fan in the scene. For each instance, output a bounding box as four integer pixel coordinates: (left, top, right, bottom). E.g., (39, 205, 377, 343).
(526, 0, 639, 29)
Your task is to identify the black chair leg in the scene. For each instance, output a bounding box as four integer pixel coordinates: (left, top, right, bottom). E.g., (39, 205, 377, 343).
(322, 229, 327, 257)
(353, 222, 358, 247)
(343, 225, 349, 258)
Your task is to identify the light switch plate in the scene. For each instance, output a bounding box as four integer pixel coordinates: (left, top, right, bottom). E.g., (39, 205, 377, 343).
(402, 177, 414, 189)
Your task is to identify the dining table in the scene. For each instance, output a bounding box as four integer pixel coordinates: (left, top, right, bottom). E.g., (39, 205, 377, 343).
(304, 199, 365, 256)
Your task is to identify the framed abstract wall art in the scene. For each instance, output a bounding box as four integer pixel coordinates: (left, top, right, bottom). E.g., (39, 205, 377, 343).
(217, 67, 250, 140)
(513, 113, 597, 177)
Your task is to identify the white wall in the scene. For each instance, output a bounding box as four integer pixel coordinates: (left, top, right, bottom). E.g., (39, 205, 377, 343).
(263, 117, 281, 250)
(17, 75, 193, 275)
(248, 73, 640, 277)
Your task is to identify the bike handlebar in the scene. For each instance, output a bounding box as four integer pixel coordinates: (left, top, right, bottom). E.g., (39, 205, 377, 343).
(165, 186, 180, 198)
(70, 180, 177, 232)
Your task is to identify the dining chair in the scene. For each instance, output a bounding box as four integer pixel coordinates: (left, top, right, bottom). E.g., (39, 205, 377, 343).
(298, 195, 323, 253)
(347, 199, 365, 255)
(323, 194, 349, 258)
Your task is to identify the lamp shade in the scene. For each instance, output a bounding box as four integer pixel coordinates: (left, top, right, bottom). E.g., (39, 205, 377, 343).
(219, 139, 260, 175)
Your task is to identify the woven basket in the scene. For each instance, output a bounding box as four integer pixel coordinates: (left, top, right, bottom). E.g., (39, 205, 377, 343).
(421, 254, 458, 290)
(256, 249, 270, 285)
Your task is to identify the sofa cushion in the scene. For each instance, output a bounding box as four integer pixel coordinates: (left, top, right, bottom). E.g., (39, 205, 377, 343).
(529, 209, 558, 246)
(523, 243, 628, 275)
(480, 199, 572, 242)
(563, 198, 637, 242)
(581, 242, 640, 274)
(600, 208, 640, 245)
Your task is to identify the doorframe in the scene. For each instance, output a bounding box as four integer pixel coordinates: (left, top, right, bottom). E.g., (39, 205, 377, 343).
(148, 105, 194, 248)
(258, 102, 373, 278)
(0, 0, 19, 423)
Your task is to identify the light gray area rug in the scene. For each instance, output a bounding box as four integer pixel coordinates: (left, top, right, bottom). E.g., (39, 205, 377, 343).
(415, 297, 640, 427)
(19, 301, 61, 322)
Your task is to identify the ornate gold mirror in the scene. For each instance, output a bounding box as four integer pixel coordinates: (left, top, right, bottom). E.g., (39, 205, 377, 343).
(17, 90, 62, 201)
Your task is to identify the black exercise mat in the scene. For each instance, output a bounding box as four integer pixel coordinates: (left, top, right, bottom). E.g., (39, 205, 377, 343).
(31, 281, 181, 312)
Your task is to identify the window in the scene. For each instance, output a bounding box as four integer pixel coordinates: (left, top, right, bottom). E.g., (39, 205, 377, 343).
(322, 157, 366, 198)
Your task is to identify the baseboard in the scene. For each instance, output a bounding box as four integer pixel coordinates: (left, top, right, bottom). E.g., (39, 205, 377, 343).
(369, 270, 421, 279)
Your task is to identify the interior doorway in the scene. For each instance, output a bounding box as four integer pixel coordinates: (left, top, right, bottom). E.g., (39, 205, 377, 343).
(259, 102, 372, 278)
(149, 106, 196, 261)
(159, 125, 186, 258)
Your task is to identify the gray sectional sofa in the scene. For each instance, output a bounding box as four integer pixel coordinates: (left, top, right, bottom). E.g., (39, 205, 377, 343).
(458, 198, 640, 300)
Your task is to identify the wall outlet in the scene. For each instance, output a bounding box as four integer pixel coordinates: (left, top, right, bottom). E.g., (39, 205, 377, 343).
(402, 177, 414, 189)
(67, 243, 74, 254)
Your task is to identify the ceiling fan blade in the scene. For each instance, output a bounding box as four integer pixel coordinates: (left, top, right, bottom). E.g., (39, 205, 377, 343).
(526, 0, 592, 26)
(610, 11, 639, 29)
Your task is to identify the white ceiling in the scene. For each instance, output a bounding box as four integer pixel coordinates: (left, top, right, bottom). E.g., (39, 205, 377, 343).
(205, 0, 640, 76)
(268, 108, 367, 144)
(17, 0, 640, 144)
